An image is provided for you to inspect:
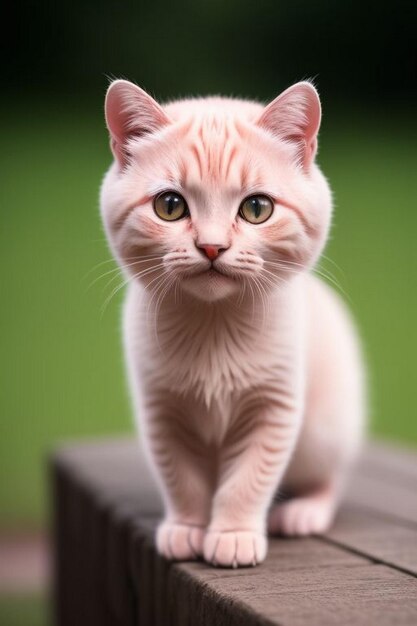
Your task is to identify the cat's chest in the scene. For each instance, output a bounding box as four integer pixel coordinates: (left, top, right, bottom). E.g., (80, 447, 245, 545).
(150, 313, 282, 405)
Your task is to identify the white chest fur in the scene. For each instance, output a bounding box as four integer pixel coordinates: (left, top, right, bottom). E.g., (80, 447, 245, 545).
(124, 280, 305, 417)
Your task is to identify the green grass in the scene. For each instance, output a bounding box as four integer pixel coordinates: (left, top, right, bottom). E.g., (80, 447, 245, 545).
(0, 593, 48, 626)
(0, 103, 416, 529)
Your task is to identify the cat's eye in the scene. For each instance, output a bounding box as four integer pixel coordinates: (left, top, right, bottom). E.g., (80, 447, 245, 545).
(239, 195, 274, 224)
(153, 191, 189, 221)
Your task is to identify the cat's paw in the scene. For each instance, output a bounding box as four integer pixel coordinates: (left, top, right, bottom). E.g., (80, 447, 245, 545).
(203, 529, 267, 568)
(156, 521, 205, 561)
(268, 496, 334, 537)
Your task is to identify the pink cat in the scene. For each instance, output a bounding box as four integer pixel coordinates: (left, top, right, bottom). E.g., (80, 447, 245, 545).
(100, 79, 365, 567)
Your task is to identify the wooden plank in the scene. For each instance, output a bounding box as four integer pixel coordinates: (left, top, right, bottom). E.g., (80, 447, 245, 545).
(348, 442, 417, 527)
(106, 503, 138, 625)
(324, 507, 417, 576)
(345, 470, 417, 527)
(204, 564, 417, 626)
(56, 437, 417, 528)
(128, 526, 417, 626)
(126, 516, 369, 626)
(52, 463, 113, 626)
(172, 533, 417, 626)
(53, 439, 162, 515)
(361, 441, 417, 486)
(52, 439, 417, 626)
(125, 512, 417, 626)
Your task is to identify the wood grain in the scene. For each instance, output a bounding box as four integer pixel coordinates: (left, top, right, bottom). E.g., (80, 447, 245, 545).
(51, 439, 417, 625)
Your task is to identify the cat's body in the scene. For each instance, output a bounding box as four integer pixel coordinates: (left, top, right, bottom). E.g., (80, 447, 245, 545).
(101, 81, 365, 567)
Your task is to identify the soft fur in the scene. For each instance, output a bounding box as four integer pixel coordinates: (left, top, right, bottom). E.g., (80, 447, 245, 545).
(100, 79, 365, 567)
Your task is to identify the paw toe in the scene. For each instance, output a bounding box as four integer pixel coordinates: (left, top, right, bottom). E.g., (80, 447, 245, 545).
(156, 521, 204, 561)
(268, 497, 334, 537)
(204, 530, 266, 568)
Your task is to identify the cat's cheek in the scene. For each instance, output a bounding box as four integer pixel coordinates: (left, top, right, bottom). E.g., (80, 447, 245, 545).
(261, 217, 324, 270)
(138, 215, 170, 239)
(135, 215, 194, 251)
(262, 218, 294, 242)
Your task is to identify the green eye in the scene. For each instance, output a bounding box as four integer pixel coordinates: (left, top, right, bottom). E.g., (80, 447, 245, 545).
(239, 195, 274, 224)
(153, 191, 189, 221)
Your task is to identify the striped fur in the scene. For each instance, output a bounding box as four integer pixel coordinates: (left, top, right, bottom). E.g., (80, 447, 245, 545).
(101, 80, 365, 567)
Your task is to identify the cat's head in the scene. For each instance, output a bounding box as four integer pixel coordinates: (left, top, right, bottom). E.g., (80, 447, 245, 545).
(100, 80, 332, 303)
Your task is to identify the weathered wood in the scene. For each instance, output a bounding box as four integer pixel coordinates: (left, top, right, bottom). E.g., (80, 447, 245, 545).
(324, 508, 417, 576)
(51, 439, 417, 626)
(359, 441, 417, 485)
(345, 472, 417, 526)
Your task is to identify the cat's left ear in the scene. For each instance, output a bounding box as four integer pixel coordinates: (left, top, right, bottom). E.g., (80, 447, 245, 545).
(256, 81, 321, 169)
(105, 79, 171, 167)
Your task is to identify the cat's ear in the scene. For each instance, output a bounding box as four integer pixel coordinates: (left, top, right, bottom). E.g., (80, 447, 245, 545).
(105, 80, 171, 166)
(256, 81, 321, 169)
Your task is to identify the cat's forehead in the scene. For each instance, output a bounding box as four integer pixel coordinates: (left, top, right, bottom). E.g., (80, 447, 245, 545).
(164, 96, 263, 124)
(180, 112, 253, 188)
(132, 98, 295, 196)
(169, 98, 262, 148)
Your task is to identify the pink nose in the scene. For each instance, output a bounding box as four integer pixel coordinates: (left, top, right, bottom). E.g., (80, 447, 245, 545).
(197, 244, 227, 261)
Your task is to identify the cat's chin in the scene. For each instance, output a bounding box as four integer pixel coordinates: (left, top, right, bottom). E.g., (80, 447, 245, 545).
(181, 270, 240, 302)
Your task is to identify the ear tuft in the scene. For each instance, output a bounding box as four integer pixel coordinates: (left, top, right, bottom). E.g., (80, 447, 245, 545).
(105, 80, 171, 166)
(256, 81, 321, 169)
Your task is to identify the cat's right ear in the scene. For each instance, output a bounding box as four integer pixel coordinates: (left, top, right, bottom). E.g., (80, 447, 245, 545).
(105, 80, 171, 167)
(256, 82, 321, 169)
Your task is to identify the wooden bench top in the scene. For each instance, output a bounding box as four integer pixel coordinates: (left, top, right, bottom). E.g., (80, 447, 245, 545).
(51, 439, 417, 626)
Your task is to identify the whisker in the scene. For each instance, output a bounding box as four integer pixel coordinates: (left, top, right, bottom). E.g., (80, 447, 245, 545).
(100, 277, 129, 318)
(154, 275, 177, 341)
(174, 275, 181, 306)
(87, 258, 163, 291)
(99, 263, 168, 317)
(237, 278, 246, 307)
(260, 268, 288, 300)
(101, 262, 166, 293)
(252, 275, 270, 324)
(83, 253, 163, 281)
(320, 253, 346, 276)
(265, 259, 351, 302)
(246, 279, 256, 320)
(82, 258, 118, 280)
(251, 277, 265, 321)
(145, 272, 175, 349)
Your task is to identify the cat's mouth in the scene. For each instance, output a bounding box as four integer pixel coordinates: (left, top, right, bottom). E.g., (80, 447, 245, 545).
(187, 266, 235, 281)
(180, 264, 241, 300)
(206, 268, 226, 277)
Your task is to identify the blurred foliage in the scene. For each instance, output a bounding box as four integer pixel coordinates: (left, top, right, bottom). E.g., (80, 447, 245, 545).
(0, 104, 416, 529)
(7, 1, 417, 106)
(0, 593, 48, 626)
(1, 1, 416, 529)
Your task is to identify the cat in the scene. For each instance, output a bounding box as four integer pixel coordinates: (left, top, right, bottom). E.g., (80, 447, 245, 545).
(100, 79, 365, 568)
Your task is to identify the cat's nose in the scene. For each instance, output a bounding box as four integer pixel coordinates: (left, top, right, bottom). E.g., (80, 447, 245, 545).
(196, 243, 229, 261)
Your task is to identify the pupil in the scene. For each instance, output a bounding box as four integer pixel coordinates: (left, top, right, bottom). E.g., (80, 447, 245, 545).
(252, 199, 261, 219)
(167, 196, 176, 215)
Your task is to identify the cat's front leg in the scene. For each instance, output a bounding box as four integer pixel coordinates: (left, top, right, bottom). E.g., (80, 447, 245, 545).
(143, 397, 215, 561)
(205, 400, 301, 567)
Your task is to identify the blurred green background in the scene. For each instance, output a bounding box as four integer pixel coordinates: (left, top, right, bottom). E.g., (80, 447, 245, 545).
(2, 0, 416, 535)
(2, 2, 416, 621)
